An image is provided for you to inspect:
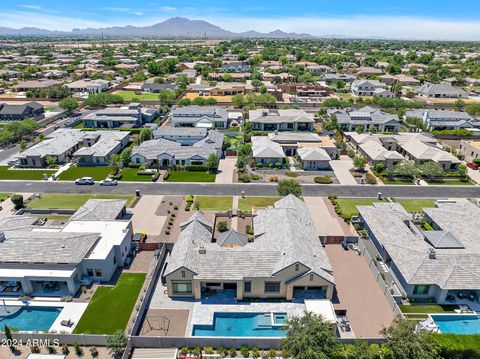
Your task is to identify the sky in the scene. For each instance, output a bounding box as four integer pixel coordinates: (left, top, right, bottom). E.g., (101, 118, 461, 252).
(2, 0, 480, 40)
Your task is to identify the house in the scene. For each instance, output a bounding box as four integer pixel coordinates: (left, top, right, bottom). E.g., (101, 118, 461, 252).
(297, 147, 331, 170)
(416, 83, 468, 99)
(171, 106, 228, 129)
(278, 84, 333, 98)
(346, 132, 461, 170)
(65, 79, 110, 94)
(458, 139, 480, 162)
(252, 136, 286, 166)
(373, 88, 395, 98)
(328, 106, 401, 132)
(379, 74, 420, 86)
(0, 102, 44, 121)
(11, 79, 61, 92)
(351, 80, 386, 96)
(17, 129, 130, 168)
(404, 109, 474, 131)
(267, 132, 337, 158)
(358, 200, 480, 303)
(0, 199, 132, 296)
(163, 195, 335, 301)
(249, 109, 314, 132)
(306, 65, 334, 75)
(356, 67, 384, 76)
(81, 103, 158, 128)
(131, 130, 223, 168)
(322, 73, 357, 84)
(141, 82, 178, 93)
(219, 61, 251, 73)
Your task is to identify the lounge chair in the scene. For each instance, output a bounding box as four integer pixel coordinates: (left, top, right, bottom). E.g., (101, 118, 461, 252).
(60, 319, 74, 327)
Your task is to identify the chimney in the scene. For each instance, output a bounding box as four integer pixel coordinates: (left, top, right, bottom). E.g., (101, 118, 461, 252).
(198, 245, 206, 254)
(428, 248, 436, 259)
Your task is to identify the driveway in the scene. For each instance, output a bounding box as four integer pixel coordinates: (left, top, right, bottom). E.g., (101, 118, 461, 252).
(131, 195, 166, 237)
(468, 168, 480, 185)
(330, 156, 357, 185)
(326, 245, 395, 338)
(304, 197, 350, 236)
(215, 157, 236, 184)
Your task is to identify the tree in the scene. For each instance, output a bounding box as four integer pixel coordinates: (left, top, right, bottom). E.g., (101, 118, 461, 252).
(11, 194, 24, 210)
(389, 160, 421, 179)
(139, 128, 153, 143)
(418, 162, 444, 180)
(277, 179, 302, 197)
(381, 318, 440, 359)
(59, 97, 79, 114)
(457, 163, 467, 179)
(20, 139, 27, 151)
(46, 155, 58, 168)
(121, 147, 132, 166)
(4, 325, 15, 352)
(281, 311, 338, 359)
(158, 89, 176, 107)
(109, 154, 121, 175)
(205, 154, 219, 172)
(353, 156, 367, 172)
(454, 99, 465, 111)
(466, 103, 480, 117)
(107, 330, 127, 358)
(232, 94, 245, 108)
(322, 114, 338, 132)
(217, 220, 228, 233)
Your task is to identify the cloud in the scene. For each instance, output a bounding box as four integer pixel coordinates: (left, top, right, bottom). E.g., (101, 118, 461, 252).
(18, 4, 41, 10)
(103, 7, 143, 16)
(161, 6, 176, 11)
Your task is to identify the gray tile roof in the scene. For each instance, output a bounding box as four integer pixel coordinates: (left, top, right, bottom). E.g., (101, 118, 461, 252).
(359, 201, 480, 290)
(217, 230, 248, 247)
(252, 136, 285, 159)
(249, 109, 314, 124)
(297, 147, 331, 161)
(70, 199, 126, 221)
(328, 106, 399, 126)
(416, 83, 468, 97)
(166, 195, 334, 283)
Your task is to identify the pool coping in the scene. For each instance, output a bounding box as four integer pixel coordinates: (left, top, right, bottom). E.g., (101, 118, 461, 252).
(429, 312, 480, 335)
(0, 300, 88, 334)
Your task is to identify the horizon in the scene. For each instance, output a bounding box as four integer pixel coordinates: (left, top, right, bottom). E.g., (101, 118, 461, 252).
(1, 1, 480, 41)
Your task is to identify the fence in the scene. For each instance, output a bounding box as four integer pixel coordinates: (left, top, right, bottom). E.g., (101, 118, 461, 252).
(357, 239, 403, 317)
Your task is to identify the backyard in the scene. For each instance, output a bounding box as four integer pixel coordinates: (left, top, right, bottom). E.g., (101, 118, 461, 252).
(393, 199, 436, 212)
(400, 304, 458, 320)
(238, 196, 280, 212)
(58, 166, 113, 181)
(0, 166, 55, 180)
(334, 198, 387, 220)
(112, 90, 160, 102)
(73, 273, 146, 334)
(27, 193, 135, 210)
(194, 196, 233, 211)
(165, 171, 216, 182)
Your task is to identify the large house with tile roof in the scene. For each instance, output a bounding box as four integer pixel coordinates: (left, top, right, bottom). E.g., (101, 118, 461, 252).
(164, 195, 335, 301)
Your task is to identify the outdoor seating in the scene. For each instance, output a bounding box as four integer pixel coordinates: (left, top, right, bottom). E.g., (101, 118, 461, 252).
(60, 319, 74, 327)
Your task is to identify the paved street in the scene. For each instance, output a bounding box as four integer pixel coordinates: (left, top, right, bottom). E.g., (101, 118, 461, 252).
(0, 180, 479, 198)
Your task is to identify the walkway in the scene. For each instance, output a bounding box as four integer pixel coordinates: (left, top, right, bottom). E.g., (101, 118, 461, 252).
(304, 197, 350, 236)
(468, 168, 480, 185)
(325, 245, 395, 338)
(330, 156, 357, 185)
(215, 157, 236, 184)
(131, 195, 167, 237)
(0, 193, 33, 218)
(231, 196, 239, 230)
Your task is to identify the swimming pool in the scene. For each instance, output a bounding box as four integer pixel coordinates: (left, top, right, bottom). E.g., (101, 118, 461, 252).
(431, 314, 480, 335)
(0, 306, 62, 332)
(192, 312, 288, 337)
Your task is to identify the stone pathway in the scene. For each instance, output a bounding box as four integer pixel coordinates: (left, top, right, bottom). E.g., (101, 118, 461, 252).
(231, 196, 239, 230)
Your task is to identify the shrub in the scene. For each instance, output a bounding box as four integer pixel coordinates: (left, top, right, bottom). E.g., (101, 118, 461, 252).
(240, 346, 250, 358)
(269, 176, 278, 182)
(268, 349, 277, 358)
(314, 176, 333, 184)
(61, 344, 70, 355)
(185, 165, 208, 172)
(31, 345, 40, 353)
(366, 173, 378, 185)
(250, 173, 261, 180)
(229, 348, 237, 357)
(286, 172, 298, 178)
(163, 171, 171, 180)
(252, 348, 261, 358)
(373, 163, 385, 173)
(11, 194, 24, 210)
(217, 221, 228, 233)
(238, 174, 251, 183)
(432, 334, 480, 359)
(74, 342, 83, 356)
(186, 195, 194, 203)
(245, 224, 254, 235)
(204, 347, 214, 354)
(90, 346, 99, 358)
(347, 149, 355, 158)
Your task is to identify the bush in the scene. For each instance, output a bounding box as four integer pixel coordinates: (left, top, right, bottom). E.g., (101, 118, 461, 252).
(433, 334, 480, 359)
(186, 195, 194, 203)
(238, 174, 251, 183)
(365, 173, 378, 185)
(109, 172, 123, 180)
(11, 194, 24, 210)
(240, 346, 250, 358)
(269, 176, 278, 182)
(245, 224, 254, 235)
(73, 342, 83, 356)
(163, 171, 171, 180)
(373, 163, 385, 173)
(347, 149, 355, 158)
(185, 165, 208, 172)
(217, 221, 228, 233)
(314, 176, 333, 184)
(286, 172, 298, 178)
(229, 348, 237, 358)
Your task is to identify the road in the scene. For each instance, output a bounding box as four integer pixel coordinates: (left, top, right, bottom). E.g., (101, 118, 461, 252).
(1, 180, 480, 198)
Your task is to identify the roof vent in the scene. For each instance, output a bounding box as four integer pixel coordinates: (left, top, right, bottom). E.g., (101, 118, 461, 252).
(428, 248, 436, 259)
(198, 245, 206, 254)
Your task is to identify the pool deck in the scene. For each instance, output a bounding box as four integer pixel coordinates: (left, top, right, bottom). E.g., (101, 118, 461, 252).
(188, 301, 306, 336)
(0, 300, 88, 334)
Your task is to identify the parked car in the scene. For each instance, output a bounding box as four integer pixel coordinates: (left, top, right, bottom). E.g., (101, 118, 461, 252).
(467, 162, 478, 170)
(133, 232, 147, 243)
(99, 178, 118, 186)
(75, 176, 94, 185)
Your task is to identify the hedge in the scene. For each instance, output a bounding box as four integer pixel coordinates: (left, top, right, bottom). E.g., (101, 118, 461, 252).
(185, 165, 208, 172)
(314, 176, 333, 184)
(366, 173, 377, 185)
(432, 334, 480, 359)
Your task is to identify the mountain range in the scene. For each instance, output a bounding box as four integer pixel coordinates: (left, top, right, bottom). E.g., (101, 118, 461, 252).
(0, 17, 314, 39)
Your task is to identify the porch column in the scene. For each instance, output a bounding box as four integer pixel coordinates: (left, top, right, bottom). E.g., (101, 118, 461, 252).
(22, 279, 33, 294)
(325, 285, 334, 300)
(286, 285, 293, 301)
(237, 281, 243, 300)
(193, 281, 201, 299)
(66, 278, 77, 296)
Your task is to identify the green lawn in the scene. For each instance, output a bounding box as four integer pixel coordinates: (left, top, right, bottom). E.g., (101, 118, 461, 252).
(165, 171, 216, 182)
(381, 178, 415, 185)
(400, 304, 458, 314)
(113, 90, 160, 102)
(238, 196, 281, 212)
(0, 166, 55, 180)
(73, 273, 146, 334)
(427, 179, 474, 186)
(335, 198, 387, 220)
(195, 196, 233, 211)
(58, 166, 113, 181)
(394, 199, 436, 212)
(120, 168, 157, 182)
(0, 193, 10, 202)
(27, 194, 135, 210)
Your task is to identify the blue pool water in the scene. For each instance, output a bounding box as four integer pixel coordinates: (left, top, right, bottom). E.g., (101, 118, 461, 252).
(432, 314, 480, 335)
(192, 312, 287, 337)
(0, 306, 62, 332)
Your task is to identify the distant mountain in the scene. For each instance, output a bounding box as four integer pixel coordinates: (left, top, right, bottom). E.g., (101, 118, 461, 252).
(0, 17, 314, 39)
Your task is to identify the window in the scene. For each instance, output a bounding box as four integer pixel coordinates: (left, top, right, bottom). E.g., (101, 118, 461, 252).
(264, 282, 281, 293)
(244, 282, 251, 293)
(181, 271, 186, 278)
(295, 263, 300, 271)
(310, 274, 314, 281)
(95, 269, 102, 277)
(172, 281, 192, 294)
(87, 269, 94, 276)
(113, 257, 117, 265)
(413, 285, 430, 295)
